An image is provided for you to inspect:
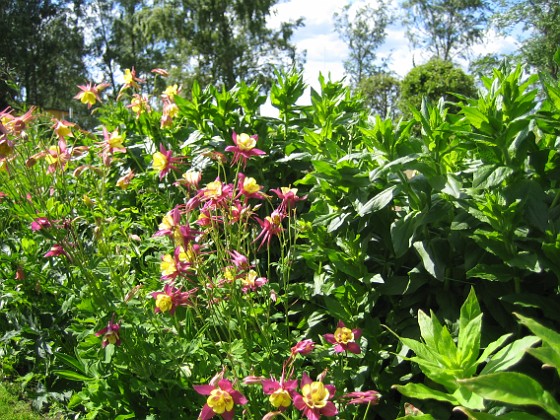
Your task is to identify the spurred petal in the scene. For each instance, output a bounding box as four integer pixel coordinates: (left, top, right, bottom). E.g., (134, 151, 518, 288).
(229, 389, 248, 405)
(193, 384, 215, 396)
(198, 403, 215, 420)
(221, 410, 234, 420)
(321, 401, 338, 416)
(293, 394, 306, 410)
(346, 342, 361, 354)
(323, 333, 336, 344)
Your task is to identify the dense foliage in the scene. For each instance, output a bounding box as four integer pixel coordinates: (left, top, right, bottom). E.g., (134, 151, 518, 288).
(1, 59, 560, 419)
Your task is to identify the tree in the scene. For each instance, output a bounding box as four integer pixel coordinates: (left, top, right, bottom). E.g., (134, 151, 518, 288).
(358, 72, 401, 118)
(0, 0, 87, 109)
(402, 0, 489, 61)
(399, 58, 476, 113)
(334, 1, 393, 86)
(493, 0, 560, 77)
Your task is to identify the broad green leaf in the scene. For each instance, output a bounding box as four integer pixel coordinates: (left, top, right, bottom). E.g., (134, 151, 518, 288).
(527, 346, 560, 374)
(458, 288, 482, 368)
(357, 185, 400, 216)
(515, 313, 560, 351)
(472, 166, 515, 189)
(480, 336, 540, 374)
(413, 241, 445, 281)
(454, 406, 543, 419)
(54, 352, 87, 375)
(393, 382, 460, 405)
(459, 372, 560, 418)
(466, 263, 515, 282)
(476, 333, 512, 365)
(53, 370, 93, 382)
(418, 309, 456, 362)
(391, 211, 422, 258)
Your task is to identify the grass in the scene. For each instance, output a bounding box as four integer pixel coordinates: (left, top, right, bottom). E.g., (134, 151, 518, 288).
(0, 382, 43, 420)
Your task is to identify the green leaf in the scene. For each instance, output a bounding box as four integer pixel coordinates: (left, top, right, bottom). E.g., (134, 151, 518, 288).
(391, 211, 422, 257)
(459, 372, 560, 418)
(515, 313, 560, 351)
(458, 288, 482, 370)
(413, 241, 445, 281)
(480, 335, 540, 374)
(357, 185, 400, 216)
(393, 382, 460, 405)
(527, 346, 560, 374)
(54, 352, 87, 375)
(53, 370, 93, 382)
(454, 406, 543, 419)
(476, 333, 513, 365)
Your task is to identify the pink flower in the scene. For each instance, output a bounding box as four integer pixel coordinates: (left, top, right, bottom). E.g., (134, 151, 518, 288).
(262, 377, 298, 410)
(254, 209, 285, 249)
(342, 390, 381, 405)
(31, 217, 52, 232)
(74, 82, 110, 109)
(229, 250, 251, 271)
(224, 131, 265, 167)
(152, 143, 184, 179)
(237, 173, 264, 201)
(194, 378, 248, 420)
(51, 119, 74, 140)
(44, 244, 69, 259)
(240, 270, 268, 293)
(323, 321, 361, 354)
(95, 318, 121, 348)
(291, 339, 315, 356)
(270, 187, 307, 212)
(293, 373, 337, 420)
(150, 283, 197, 315)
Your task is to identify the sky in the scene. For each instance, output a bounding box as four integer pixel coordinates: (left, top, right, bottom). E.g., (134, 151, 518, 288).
(266, 0, 519, 98)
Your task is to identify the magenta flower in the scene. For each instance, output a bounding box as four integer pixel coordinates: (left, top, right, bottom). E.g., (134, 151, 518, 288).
(194, 378, 248, 420)
(44, 244, 69, 259)
(293, 373, 338, 420)
(152, 143, 184, 179)
(150, 283, 197, 315)
(270, 187, 307, 211)
(225, 131, 265, 167)
(342, 390, 381, 405)
(262, 377, 298, 410)
(74, 82, 109, 109)
(31, 217, 52, 232)
(240, 270, 268, 293)
(323, 321, 361, 354)
(254, 209, 285, 249)
(229, 250, 251, 271)
(237, 172, 264, 201)
(291, 339, 315, 356)
(95, 318, 121, 348)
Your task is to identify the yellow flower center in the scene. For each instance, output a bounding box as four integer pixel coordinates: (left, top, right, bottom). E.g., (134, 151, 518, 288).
(131, 98, 143, 114)
(334, 327, 354, 344)
(155, 294, 173, 313)
(207, 389, 234, 414)
(45, 146, 60, 164)
(223, 267, 236, 282)
(160, 254, 177, 276)
(123, 69, 134, 85)
(81, 91, 96, 106)
(55, 124, 72, 138)
(164, 84, 178, 97)
(105, 332, 118, 345)
(269, 389, 291, 408)
(243, 270, 258, 287)
(302, 381, 329, 409)
(166, 103, 179, 118)
(281, 187, 297, 195)
(243, 177, 261, 194)
(204, 180, 222, 199)
(152, 151, 168, 172)
(266, 213, 282, 226)
(236, 133, 256, 151)
(108, 131, 124, 148)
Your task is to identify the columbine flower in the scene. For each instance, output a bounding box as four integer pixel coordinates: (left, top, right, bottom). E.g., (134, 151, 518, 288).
(323, 320, 361, 354)
(237, 173, 264, 200)
(175, 169, 202, 189)
(1, 106, 36, 135)
(225, 131, 265, 167)
(342, 390, 381, 405)
(128, 93, 151, 117)
(31, 217, 52, 232)
(44, 244, 69, 259)
(293, 373, 337, 420)
(255, 209, 285, 249)
(51, 119, 74, 140)
(151, 68, 169, 77)
(241, 269, 268, 293)
(95, 318, 121, 348)
(116, 169, 135, 189)
(229, 250, 251, 271)
(262, 377, 298, 410)
(291, 339, 315, 356)
(152, 143, 183, 179)
(271, 186, 307, 212)
(74, 82, 110, 109)
(194, 378, 248, 420)
(120, 67, 144, 92)
(150, 283, 197, 314)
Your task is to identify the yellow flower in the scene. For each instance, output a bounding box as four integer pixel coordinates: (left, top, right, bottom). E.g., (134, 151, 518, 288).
(334, 326, 354, 344)
(204, 180, 222, 199)
(269, 389, 291, 408)
(160, 254, 177, 277)
(164, 84, 178, 97)
(302, 381, 329, 409)
(152, 151, 168, 173)
(236, 133, 257, 151)
(207, 389, 234, 414)
(243, 177, 261, 194)
(108, 130, 125, 149)
(123, 69, 134, 85)
(80, 91, 97, 107)
(155, 294, 173, 313)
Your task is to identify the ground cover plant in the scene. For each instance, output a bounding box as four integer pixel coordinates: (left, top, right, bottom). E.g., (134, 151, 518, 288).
(1, 60, 560, 419)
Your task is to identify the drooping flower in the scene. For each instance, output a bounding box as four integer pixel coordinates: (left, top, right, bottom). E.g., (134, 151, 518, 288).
(262, 377, 298, 410)
(116, 169, 135, 189)
(293, 373, 338, 420)
(254, 209, 285, 249)
(0, 134, 13, 159)
(44, 244, 69, 259)
(150, 283, 197, 315)
(95, 318, 121, 348)
(175, 169, 202, 189)
(128, 93, 151, 117)
(51, 119, 74, 140)
(291, 339, 315, 356)
(342, 390, 381, 405)
(224, 131, 266, 167)
(100, 127, 126, 166)
(194, 378, 248, 420)
(74, 82, 110, 109)
(1, 106, 36, 135)
(151, 68, 169, 77)
(323, 320, 361, 354)
(120, 67, 144, 91)
(240, 269, 268, 293)
(31, 217, 52, 232)
(270, 186, 307, 212)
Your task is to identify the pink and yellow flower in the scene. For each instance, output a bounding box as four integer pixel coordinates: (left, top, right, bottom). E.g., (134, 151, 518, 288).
(224, 131, 265, 167)
(240, 269, 268, 293)
(293, 373, 338, 420)
(152, 143, 183, 179)
(150, 283, 197, 315)
(194, 378, 247, 420)
(255, 209, 285, 249)
(95, 318, 121, 348)
(291, 339, 315, 356)
(262, 377, 298, 410)
(342, 390, 381, 405)
(323, 320, 361, 354)
(74, 82, 110, 109)
(51, 119, 74, 140)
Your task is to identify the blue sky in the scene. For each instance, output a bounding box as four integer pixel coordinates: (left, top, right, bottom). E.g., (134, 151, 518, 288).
(268, 0, 518, 92)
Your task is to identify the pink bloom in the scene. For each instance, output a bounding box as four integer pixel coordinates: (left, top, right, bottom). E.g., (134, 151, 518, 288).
(224, 131, 266, 167)
(153, 207, 199, 248)
(31, 217, 52, 232)
(44, 244, 69, 259)
(194, 378, 248, 420)
(229, 250, 251, 271)
(293, 373, 337, 420)
(262, 377, 298, 410)
(116, 169, 135, 189)
(323, 321, 361, 354)
(1, 106, 36, 135)
(151, 68, 169, 77)
(74, 82, 110, 109)
(120, 67, 144, 91)
(240, 270, 268, 293)
(51, 119, 74, 140)
(95, 318, 121, 348)
(291, 339, 315, 356)
(270, 187, 307, 212)
(254, 209, 285, 249)
(150, 283, 197, 315)
(342, 390, 381, 405)
(152, 143, 184, 179)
